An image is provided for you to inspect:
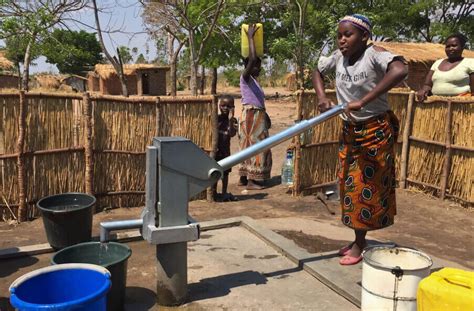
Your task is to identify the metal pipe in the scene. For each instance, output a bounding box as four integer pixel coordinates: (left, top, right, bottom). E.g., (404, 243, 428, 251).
(218, 105, 344, 171)
(99, 218, 143, 242)
(156, 243, 187, 305)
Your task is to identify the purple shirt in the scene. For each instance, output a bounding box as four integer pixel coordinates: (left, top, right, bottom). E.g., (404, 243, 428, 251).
(240, 75, 265, 108)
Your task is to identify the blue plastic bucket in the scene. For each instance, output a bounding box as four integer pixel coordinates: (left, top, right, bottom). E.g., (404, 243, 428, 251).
(9, 263, 111, 311)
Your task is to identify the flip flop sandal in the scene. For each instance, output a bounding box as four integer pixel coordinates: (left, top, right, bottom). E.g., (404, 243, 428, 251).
(338, 242, 355, 256)
(339, 254, 363, 266)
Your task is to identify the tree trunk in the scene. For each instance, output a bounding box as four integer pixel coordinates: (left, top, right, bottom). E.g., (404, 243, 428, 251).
(167, 34, 177, 96)
(16, 62, 22, 90)
(120, 75, 128, 97)
(211, 67, 217, 95)
(200, 65, 205, 95)
(21, 37, 35, 91)
(297, 63, 304, 90)
(296, 0, 308, 89)
(190, 61, 198, 96)
(116, 48, 129, 97)
(188, 34, 198, 96)
(170, 61, 177, 96)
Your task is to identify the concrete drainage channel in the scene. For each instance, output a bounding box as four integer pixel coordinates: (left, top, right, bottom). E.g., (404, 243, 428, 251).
(0, 215, 362, 308)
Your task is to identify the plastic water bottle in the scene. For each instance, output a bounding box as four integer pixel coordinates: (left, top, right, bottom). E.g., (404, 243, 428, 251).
(281, 150, 294, 186)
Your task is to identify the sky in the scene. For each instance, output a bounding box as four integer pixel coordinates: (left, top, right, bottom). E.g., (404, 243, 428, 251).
(31, 0, 157, 73)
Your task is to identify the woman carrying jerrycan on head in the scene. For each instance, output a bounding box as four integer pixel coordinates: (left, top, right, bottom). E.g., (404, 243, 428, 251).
(238, 23, 272, 191)
(312, 14, 408, 265)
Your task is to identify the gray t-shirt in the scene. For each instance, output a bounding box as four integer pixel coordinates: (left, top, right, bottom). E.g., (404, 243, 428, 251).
(318, 44, 404, 121)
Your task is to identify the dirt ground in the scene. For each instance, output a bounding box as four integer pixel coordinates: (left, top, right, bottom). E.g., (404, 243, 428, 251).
(1, 88, 473, 272)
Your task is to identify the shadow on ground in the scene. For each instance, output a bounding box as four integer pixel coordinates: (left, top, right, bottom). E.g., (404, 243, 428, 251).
(125, 286, 156, 311)
(233, 193, 269, 201)
(275, 229, 397, 256)
(187, 270, 267, 302)
(0, 254, 39, 278)
(265, 176, 282, 188)
(0, 297, 14, 311)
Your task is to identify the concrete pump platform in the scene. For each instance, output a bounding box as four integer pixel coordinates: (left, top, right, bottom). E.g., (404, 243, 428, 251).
(0, 216, 467, 310)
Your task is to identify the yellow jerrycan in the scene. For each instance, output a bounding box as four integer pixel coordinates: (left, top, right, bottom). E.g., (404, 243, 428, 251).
(241, 23, 263, 58)
(417, 267, 474, 311)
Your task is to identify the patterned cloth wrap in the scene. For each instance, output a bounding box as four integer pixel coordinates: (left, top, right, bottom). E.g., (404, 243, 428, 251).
(238, 106, 272, 180)
(338, 111, 399, 230)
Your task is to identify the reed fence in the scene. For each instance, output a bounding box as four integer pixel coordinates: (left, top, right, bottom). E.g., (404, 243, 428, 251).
(0, 92, 217, 221)
(293, 90, 473, 206)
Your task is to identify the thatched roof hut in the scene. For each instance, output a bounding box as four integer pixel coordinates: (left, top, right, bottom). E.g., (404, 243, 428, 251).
(91, 64, 170, 96)
(371, 42, 474, 90)
(0, 51, 13, 71)
(61, 74, 88, 92)
(0, 74, 19, 89)
(34, 74, 62, 89)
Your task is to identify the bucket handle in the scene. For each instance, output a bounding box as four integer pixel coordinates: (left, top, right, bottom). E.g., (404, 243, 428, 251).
(391, 266, 403, 280)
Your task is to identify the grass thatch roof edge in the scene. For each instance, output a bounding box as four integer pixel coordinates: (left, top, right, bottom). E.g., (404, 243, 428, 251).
(94, 64, 171, 79)
(370, 41, 474, 64)
(0, 50, 14, 70)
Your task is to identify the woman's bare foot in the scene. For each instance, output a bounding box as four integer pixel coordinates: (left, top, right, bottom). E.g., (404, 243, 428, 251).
(246, 179, 264, 190)
(238, 176, 248, 186)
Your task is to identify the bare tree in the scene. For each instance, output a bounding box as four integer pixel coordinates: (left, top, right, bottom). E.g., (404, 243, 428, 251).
(166, 33, 186, 96)
(293, 0, 308, 89)
(142, 3, 186, 96)
(141, 0, 226, 96)
(0, 0, 87, 91)
(91, 0, 128, 97)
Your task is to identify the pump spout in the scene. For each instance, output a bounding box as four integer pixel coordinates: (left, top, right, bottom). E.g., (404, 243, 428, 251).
(99, 219, 143, 243)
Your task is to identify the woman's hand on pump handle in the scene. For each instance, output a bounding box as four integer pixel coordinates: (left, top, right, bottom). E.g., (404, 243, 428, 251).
(318, 98, 363, 124)
(346, 100, 364, 112)
(318, 97, 364, 112)
(317, 97, 335, 113)
(344, 100, 365, 123)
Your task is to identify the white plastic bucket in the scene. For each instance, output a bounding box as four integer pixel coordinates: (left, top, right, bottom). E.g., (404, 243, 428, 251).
(361, 246, 432, 311)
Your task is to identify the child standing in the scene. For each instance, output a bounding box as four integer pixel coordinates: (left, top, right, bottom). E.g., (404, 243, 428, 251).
(214, 95, 238, 201)
(312, 14, 408, 265)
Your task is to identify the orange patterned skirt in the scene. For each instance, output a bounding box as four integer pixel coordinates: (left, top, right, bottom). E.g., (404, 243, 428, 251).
(338, 111, 399, 231)
(238, 105, 272, 180)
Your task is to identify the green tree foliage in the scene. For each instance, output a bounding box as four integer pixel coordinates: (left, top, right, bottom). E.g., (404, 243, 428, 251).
(153, 36, 168, 65)
(222, 67, 241, 87)
(117, 46, 133, 64)
(309, 0, 473, 46)
(136, 53, 147, 64)
(141, 0, 225, 95)
(3, 35, 40, 73)
(0, 1, 86, 90)
(42, 29, 103, 75)
(268, 0, 472, 87)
